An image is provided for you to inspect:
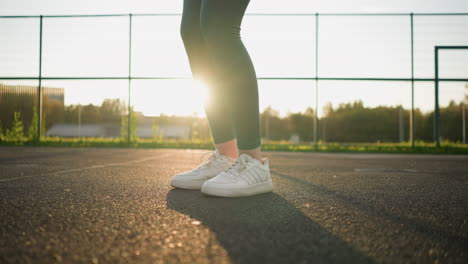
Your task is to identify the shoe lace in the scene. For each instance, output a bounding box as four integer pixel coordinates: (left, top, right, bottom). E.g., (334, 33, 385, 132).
(192, 151, 217, 171)
(224, 155, 247, 176)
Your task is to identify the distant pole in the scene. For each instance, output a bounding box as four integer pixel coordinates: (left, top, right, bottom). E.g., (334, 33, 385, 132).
(410, 13, 415, 147)
(399, 107, 404, 142)
(37, 15, 43, 140)
(314, 13, 319, 145)
(322, 119, 326, 143)
(434, 47, 440, 147)
(265, 112, 270, 141)
(464, 83, 467, 144)
(78, 104, 81, 138)
(127, 14, 133, 143)
(463, 103, 466, 144)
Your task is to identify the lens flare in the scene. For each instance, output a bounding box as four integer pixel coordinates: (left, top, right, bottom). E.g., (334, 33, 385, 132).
(192, 79, 210, 107)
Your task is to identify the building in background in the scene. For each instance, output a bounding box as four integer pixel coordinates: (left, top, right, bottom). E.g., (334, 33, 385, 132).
(46, 123, 190, 139)
(0, 83, 65, 131)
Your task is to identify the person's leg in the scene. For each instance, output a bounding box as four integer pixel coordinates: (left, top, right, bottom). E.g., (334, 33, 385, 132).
(197, 0, 272, 197)
(200, 0, 262, 160)
(180, 0, 237, 157)
(171, 0, 239, 190)
(215, 139, 238, 159)
(180, 0, 209, 80)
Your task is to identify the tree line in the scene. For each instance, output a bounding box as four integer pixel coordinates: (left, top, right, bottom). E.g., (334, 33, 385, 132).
(1, 96, 466, 142)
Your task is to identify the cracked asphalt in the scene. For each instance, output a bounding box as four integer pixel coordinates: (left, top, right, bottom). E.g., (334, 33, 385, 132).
(0, 146, 467, 263)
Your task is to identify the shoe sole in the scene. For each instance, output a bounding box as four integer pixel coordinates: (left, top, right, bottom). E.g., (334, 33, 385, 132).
(201, 180, 273, 197)
(170, 179, 205, 189)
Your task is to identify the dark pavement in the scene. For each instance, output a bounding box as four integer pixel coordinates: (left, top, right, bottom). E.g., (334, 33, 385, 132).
(0, 147, 467, 263)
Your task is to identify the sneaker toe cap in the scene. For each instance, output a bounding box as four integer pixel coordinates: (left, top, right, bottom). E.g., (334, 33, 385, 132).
(205, 173, 234, 184)
(172, 171, 202, 182)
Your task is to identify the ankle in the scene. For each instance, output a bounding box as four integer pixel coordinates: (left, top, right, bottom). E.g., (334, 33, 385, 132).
(221, 152, 238, 159)
(239, 149, 264, 164)
(215, 139, 239, 159)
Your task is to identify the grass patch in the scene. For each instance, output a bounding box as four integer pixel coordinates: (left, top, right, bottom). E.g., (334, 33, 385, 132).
(0, 137, 467, 154)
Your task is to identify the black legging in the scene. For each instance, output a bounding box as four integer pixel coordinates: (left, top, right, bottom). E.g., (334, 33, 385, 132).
(180, 0, 261, 150)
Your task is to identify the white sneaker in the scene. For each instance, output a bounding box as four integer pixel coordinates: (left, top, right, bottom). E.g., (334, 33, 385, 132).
(201, 153, 273, 197)
(170, 149, 236, 189)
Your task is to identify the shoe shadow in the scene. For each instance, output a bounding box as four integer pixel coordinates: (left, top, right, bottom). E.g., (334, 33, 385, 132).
(166, 189, 375, 264)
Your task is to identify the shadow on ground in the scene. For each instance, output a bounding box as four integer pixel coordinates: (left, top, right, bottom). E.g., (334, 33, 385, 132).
(271, 170, 468, 247)
(166, 189, 375, 264)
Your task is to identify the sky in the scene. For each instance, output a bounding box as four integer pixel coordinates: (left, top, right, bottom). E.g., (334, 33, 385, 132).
(1, 0, 468, 117)
(2, 0, 468, 15)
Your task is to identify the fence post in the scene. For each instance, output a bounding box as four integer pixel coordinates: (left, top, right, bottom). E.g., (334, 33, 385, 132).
(314, 13, 319, 145)
(410, 13, 415, 147)
(463, 103, 466, 144)
(434, 47, 440, 147)
(399, 107, 404, 142)
(37, 15, 43, 141)
(127, 13, 133, 143)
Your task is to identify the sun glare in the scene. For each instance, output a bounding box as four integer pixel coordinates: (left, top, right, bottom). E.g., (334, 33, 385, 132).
(132, 79, 207, 117)
(192, 79, 209, 106)
(175, 79, 208, 116)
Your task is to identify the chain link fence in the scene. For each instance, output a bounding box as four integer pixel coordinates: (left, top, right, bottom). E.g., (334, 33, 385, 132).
(1, 13, 467, 145)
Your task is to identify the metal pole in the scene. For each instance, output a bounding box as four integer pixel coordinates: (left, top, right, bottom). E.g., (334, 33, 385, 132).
(314, 13, 319, 145)
(78, 104, 81, 137)
(399, 107, 404, 142)
(127, 13, 133, 143)
(37, 15, 43, 141)
(434, 47, 440, 147)
(463, 103, 466, 144)
(410, 13, 415, 147)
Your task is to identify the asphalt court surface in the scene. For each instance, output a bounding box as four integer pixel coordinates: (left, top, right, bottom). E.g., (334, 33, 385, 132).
(0, 147, 467, 263)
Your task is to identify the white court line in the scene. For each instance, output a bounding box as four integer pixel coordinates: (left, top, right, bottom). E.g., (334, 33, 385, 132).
(354, 168, 419, 173)
(0, 153, 172, 183)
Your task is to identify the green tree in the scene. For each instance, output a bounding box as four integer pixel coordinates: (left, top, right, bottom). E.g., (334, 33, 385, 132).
(28, 105, 39, 141)
(6, 112, 24, 141)
(0, 120, 4, 140)
(42, 111, 47, 136)
(121, 107, 138, 142)
(81, 104, 100, 124)
(152, 122, 160, 141)
(101, 99, 126, 123)
(261, 106, 290, 140)
(321, 101, 407, 142)
(439, 101, 464, 142)
(288, 108, 314, 142)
